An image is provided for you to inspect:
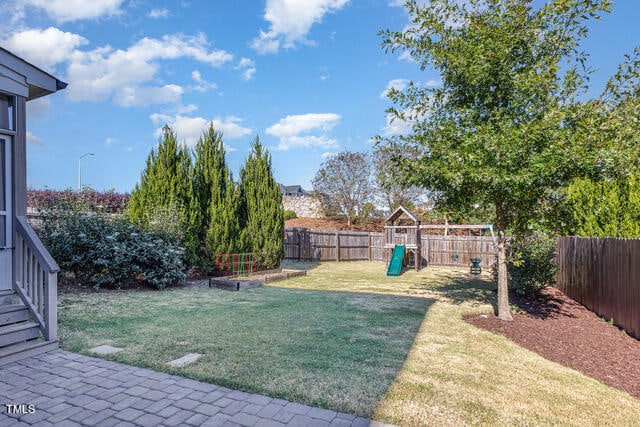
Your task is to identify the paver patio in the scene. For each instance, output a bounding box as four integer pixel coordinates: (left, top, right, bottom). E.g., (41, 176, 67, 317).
(0, 350, 390, 427)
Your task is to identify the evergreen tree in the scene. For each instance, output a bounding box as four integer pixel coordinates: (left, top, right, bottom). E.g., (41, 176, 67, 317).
(205, 170, 245, 257)
(565, 176, 640, 238)
(127, 125, 191, 244)
(189, 124, 229, 265)
(240, 137, 284, 269)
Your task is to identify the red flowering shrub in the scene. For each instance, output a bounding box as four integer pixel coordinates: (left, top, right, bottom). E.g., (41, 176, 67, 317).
(27, 189, 130, 213)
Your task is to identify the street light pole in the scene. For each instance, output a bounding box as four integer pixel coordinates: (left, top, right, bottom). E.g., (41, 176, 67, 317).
(78, 152, 94, 191)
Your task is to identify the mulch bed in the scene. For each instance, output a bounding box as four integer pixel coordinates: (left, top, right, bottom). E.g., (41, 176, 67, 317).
(464, 287, 640, 399)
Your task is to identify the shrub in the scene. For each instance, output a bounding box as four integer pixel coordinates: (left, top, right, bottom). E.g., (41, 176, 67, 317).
(564, 176, 640, 237)
(283, 210, 297, 221)
(36, 210, 186, 290)
(28, 189, 130, 213)
(497, 234, 559, 296)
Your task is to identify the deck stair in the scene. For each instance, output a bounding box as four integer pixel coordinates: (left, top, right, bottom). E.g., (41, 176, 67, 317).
(0, 290, 57, 366)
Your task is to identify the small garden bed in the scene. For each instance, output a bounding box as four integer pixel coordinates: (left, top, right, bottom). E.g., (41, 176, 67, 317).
(235, 268, 307, 283)
(208, 269, 308, 291)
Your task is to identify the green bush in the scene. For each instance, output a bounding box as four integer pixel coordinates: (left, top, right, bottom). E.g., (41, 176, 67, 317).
(283, 210, 297, 221)
(36, 210, 186, 290)
(500, 234, 559, 296)
(564, 176, 640, 237)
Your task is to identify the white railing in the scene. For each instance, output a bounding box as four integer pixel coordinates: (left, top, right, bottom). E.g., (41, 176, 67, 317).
(13, 215, 58, 341)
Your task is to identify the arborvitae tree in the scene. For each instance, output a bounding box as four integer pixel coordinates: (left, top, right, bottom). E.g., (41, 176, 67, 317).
(206, 171, 245, 257)
(127, 125, 191, 243)
(565, 176, 640, 238)
(189, 124, 228, 266)
(240, 137, 284, 269)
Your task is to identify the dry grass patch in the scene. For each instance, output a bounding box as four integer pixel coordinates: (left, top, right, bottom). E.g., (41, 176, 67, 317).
(277, 261, 640, 426)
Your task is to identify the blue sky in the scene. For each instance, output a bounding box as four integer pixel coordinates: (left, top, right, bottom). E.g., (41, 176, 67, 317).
(2, 0, 639, 193)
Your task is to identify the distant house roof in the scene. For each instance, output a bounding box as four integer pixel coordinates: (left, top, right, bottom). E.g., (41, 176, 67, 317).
(279, 184, 310, 196)
(0, 47, 67, 100)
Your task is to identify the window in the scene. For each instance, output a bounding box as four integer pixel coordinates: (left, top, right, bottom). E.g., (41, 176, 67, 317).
(0, 94, 15, 131)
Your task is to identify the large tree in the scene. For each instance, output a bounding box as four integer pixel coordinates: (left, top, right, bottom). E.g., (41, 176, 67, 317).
(240, 137, 284, 269)
(312, 151, 373, 226)
(378, 0, 611, 320)
(127, 125, 191, 240)
(190, 123, 244, 265)
(373, 145, 431, 212)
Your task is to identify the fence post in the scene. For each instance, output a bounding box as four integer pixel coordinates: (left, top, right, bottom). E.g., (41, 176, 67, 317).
(336, 231, 340, 262)
(368, 233, 372, 261)
(297, 228, 301, 261)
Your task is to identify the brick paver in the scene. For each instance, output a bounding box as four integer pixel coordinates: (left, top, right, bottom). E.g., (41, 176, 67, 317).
(0, 350, 393, 426)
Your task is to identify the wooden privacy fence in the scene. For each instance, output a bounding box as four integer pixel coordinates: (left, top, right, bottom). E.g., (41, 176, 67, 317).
(556, 237, 640, 339)
(284, 227, 497, 267)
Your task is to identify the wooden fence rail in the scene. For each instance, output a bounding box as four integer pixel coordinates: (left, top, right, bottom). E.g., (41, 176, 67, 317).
(284, 227, 497, 268)
(556, 236, 640, 339)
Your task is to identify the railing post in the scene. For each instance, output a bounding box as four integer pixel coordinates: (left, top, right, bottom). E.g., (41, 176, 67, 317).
(335, 231, 340, 262)
(44, 271, 58, 341)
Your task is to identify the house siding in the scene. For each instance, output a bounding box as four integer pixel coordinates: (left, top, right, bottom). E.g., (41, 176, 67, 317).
(14, 96, 26, 217)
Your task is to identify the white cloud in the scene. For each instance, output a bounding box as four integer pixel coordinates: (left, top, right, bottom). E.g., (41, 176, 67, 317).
(150, 114, 252, 146)
(190, 70, 218, 92)
(3, 27, 88, 71)
(398, 50, 415, 63)
(209, 116, 252, 140)
(381, 111, 413, 137)
(113, 84, 184, 107)
(105, 137, 118, 148)
(251, 0, 350, 54)
(26, 131, 45, 147)
(20, 0, 124, 23)
(124, 146, 134, 152)
(3, 29, 233, 108)
(266, 113, 341, 150)
(177, 104, 198, 114)
(389, 0, 405, 6)
(148, 7, 170, 18)
(62, 33, 232, 105)
(236, 58, 256, 81)
(380, 78, 410, 99)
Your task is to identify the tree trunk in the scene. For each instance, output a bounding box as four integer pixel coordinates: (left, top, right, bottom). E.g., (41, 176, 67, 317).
(496, 227, 513, 321)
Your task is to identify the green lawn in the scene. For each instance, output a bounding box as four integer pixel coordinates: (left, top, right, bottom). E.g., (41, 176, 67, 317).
(59, 262, 640, 425)
(58, 269, 430, 417)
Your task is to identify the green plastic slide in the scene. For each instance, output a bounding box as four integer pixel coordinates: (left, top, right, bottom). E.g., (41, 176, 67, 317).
(386, 245, 405, 276)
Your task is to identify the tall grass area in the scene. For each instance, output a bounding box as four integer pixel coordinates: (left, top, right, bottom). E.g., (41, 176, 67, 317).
(58, 261, 640, 424)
